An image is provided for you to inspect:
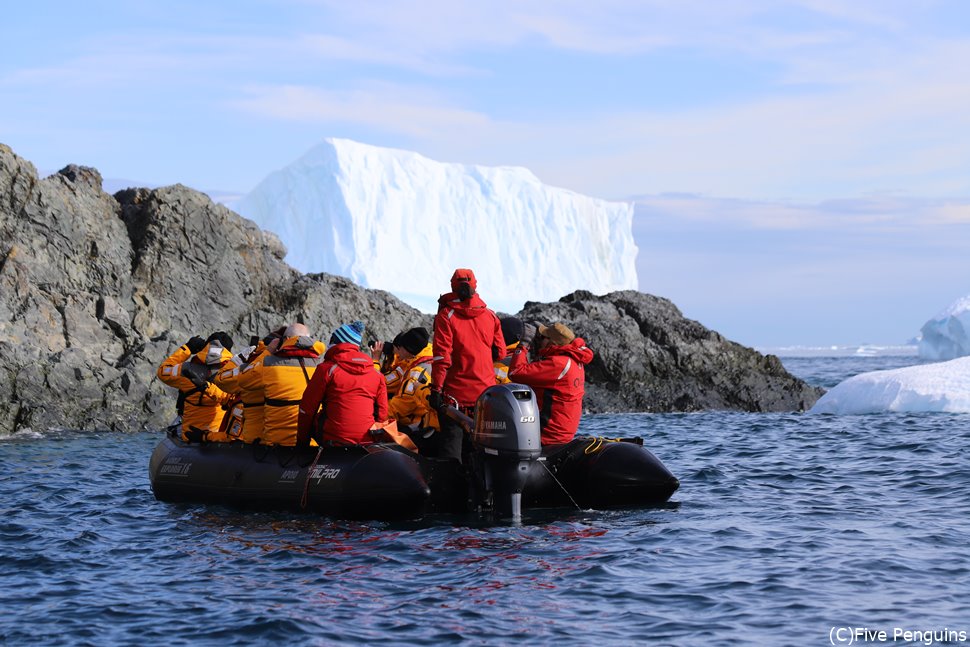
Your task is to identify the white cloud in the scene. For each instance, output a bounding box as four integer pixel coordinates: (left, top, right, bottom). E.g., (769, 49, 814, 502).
(634, 193, 970, 232)
(4, 0, 970, 202)
(630, 190, 970, 345)
(287, 0, 936, 59)
(232, 84, 490, 136)
(294, 34, 482, 76)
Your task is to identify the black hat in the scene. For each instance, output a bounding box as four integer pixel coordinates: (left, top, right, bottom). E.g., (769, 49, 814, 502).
(397, 327, 430, 355)
(500, 317, 524, 344)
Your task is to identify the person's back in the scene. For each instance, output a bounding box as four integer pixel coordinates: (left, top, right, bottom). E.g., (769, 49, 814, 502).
(157, 334, 234, 442)
(298, 321, 388, 446)
(238, 324, 323, 446)
(429, 269, 505, 461)
(508, 322, 594, 445)
(431, 269, 506, 407)
(214, 328, 286, 443)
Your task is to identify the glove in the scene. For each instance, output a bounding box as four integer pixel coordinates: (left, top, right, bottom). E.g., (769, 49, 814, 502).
(180, 361, 210, 391)
(207, 331, 234, 352)
(428, 388, 444, 412)
(184, 427, 206, 443)
(521, 322, 538, 347)
(185, 336, 206, 354)
(233, 345, 256, 366)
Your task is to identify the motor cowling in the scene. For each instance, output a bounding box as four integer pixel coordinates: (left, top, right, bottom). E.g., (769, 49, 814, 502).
(472, 384, 541, 457)
(470, 384, 541, 521)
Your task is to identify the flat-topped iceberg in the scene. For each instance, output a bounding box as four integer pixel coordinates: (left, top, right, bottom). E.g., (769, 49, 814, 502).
(809, 357, 970, 414)
(234, 138, 638, 313)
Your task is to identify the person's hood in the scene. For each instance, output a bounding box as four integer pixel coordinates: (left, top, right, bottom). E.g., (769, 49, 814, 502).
(450, 268, 477, 293)
(436, 292, 490, 318)
(194, 343, 232, 367)
(539, 337, 594, 364)
(324, 342, 376, 374)
(276, 335, 322, 358)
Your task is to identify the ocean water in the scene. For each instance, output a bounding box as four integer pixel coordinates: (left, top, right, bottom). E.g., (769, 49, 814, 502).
(3, 352, 970, 646)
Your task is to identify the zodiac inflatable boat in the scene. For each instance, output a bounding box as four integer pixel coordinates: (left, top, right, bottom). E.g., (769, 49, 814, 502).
(149, 384, 680, 520)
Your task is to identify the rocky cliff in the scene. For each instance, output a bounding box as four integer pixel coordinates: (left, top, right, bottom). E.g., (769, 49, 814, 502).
(516, 291, 822, 412)
(0, 144, 821, 433)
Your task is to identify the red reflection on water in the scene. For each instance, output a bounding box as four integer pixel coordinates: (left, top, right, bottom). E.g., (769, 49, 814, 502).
(546, 527, 607, 540)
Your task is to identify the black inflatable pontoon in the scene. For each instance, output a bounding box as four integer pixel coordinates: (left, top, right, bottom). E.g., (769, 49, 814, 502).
(149, 384, 680, 520)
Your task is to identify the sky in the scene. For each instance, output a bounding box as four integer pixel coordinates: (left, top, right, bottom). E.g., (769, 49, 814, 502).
(2, 1, 970, 348)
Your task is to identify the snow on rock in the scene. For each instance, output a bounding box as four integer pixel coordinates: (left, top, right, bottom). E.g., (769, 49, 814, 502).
(234, 138, 638, 314)
(809, 356, 970, 414)
(918, 295, 970, 361)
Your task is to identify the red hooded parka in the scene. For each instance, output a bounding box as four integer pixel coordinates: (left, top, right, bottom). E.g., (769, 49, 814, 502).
(508, 337, 594, 445)
(298, 343, 388, 446)
(432, 292, 506, 408)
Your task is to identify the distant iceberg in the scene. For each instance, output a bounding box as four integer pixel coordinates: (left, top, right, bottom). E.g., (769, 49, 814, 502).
(918, 295, 970, 361)
(234, 138, 638, 314)
(809, 356, 970, 414)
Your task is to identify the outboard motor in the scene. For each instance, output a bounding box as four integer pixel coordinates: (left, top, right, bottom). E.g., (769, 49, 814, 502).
(470, 384, 541, 521)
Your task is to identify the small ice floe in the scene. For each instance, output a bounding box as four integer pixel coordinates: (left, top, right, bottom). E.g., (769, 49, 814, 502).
(810, 356, 970, 414)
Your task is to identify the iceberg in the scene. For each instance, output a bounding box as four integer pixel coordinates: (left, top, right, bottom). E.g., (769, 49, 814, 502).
(234, 138, 638, 314)
(918, 295, 970, 361)
(809, 357, 970, 414)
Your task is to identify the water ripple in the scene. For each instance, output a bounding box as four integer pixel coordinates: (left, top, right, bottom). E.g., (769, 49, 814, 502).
(2, 402, 970, 643)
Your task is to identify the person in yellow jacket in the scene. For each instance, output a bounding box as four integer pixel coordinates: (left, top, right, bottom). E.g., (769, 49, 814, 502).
(157, 333, 234, 442)
(212, 327, 286, 442)
(369, 332, 408, 398)
(235, 323, 324, 446)
(494, 318, 536, 384)
(386, 327, 439, 449)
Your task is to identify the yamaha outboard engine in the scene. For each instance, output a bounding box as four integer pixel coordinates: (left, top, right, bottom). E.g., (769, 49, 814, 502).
(470, 384, 541, 521)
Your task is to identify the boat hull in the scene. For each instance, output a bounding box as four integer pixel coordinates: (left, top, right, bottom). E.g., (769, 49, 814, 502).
(149, 437, 431, 520)
(148, 435, 679, 520)
(522, 437, 680, 509)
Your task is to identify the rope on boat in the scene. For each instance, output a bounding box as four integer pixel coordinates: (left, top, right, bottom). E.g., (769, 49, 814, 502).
(583, 436, 643, 455)
(300, 446, 324, 510)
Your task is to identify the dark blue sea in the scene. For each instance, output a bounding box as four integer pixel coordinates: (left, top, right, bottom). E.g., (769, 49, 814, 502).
(4, 351, 970, 646)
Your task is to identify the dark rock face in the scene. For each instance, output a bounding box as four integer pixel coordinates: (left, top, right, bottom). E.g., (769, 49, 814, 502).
(0, 144, 429, 433)
(0, 143, 820, 433)
(516, 291, 823, 412)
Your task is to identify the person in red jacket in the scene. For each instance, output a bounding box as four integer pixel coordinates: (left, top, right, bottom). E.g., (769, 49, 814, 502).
(508, 322, 594, 445)
(297, 321, 389, 447)
(429, 268, 506, 462)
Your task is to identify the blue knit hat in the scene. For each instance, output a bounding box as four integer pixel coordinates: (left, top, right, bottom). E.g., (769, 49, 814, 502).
(330, 320, 365, 347)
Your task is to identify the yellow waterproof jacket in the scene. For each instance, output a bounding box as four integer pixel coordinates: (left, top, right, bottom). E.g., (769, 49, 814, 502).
(157, 345, 234, 442)
(236, 335, 324, 446)
(382, 359, 407, 398)
(493, 343, 520, 384)
(214, 342, 270, 443)
(388, 344, 439, 431)
(373, 348, 408, 397)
